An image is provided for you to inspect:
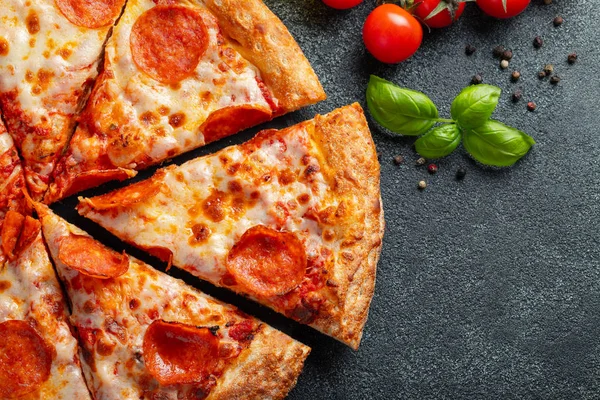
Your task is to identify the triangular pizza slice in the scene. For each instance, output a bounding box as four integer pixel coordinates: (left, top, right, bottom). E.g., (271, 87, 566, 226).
(0, 0, 127, 200)
(78, 103, 384, 349)
(46, 0, 326, 202)
(0, 214, 91, 399)
(37, 204, 310, 399)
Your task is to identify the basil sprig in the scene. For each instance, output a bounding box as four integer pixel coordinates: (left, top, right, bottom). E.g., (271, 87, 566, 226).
(366, 75, 535, 167)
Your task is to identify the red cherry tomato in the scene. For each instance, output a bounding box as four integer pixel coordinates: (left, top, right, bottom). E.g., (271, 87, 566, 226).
(363, 4, 423, 64)
(414, 0, 466, 29)
(476, 0, 530, 19)
(322, 0, 363, 9)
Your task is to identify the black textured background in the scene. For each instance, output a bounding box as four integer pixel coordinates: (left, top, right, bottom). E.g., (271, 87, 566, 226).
(53, 1, 600, 398)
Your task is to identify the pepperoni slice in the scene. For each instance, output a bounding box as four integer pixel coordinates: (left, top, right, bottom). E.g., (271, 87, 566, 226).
(143, 320, 219, 386)
(79, 175, 162, 211)
(1, 210, 25, 261)
(0, 320, 52, 398)
(200, 105, 272, 144)
(55, 0, 125, 29)
(15, 216, 41, 256)
(226, 226, 306, 297)
(58, 235, 129, 278)
(130, 6, 208, 84)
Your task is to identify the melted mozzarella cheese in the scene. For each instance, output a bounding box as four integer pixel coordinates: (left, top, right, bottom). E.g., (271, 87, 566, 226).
(84, 123, 335, 291)
(97, 0, 274, 167)
(0, 0, 110, 124)
(0, 235, 91, 399)
(0, 129, 13, 154)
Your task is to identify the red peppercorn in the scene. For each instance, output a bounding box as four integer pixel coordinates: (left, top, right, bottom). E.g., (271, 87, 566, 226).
(427, 164, 438, 174)
(527, 101, 537, 112)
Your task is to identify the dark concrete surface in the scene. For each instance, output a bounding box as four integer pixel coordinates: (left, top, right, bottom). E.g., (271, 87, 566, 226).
(53, 1, 600, 399)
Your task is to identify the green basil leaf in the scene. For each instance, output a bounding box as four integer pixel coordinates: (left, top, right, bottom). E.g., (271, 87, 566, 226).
(414, 124, 461, 159)
(366, 75, 439, 136)
(450, 84, 501, 129)
(463, 120, 536, 167)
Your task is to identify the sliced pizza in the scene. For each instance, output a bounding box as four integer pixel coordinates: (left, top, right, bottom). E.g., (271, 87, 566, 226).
(37, 204, 310, 399)
(78, 103, 384, 349)
(0, 0, 126, 200)
(0, 213, 91, 399)
(45, 0, 326, 203)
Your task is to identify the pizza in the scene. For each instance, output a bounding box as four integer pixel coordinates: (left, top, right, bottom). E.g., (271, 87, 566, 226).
(45, 0, 326, 203)
(37, 204, 310, 400)
(0, 212, 91, 399)
(78, 103, 384, 349)
(0, 0, 126, 200)
(0, 120, 29, 266)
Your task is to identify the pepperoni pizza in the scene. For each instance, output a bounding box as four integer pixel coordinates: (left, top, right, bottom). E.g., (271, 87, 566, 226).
(78, 103, 384, 349)
(45, 0, 326, 203)
(0, 212, 91, 399)
(37, 204, 310, 400)
(0, 0, 126, 200)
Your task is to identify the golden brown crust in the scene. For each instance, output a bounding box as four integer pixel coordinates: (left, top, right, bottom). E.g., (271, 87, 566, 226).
(208, 326, 310, 400)
(308, 103, 384, 349)
(203, 0, 326, 113)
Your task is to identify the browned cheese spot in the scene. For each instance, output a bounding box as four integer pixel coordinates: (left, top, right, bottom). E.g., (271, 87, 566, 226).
(0, 38, 8, 55)
(26, 10, 40, 34)
(168, 112, 186, 128)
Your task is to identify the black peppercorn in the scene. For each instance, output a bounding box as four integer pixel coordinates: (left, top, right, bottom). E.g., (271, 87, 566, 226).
(533, 36, 543, 49)
(543, 0, 552, 4)
(538, 70, 547, 79)
(471, 74, 483, 85)
(553, 16, 563, 27)
(512, 90, 522, 103)
(568, 52, 578, 64)
(501, 49, 513, 61)
(493, 45, 505, 59)
(456, 168, 466, 180)
(465, 44, 476, 56)
(550, 75, 561, 85)
(393, 155, 404, 165)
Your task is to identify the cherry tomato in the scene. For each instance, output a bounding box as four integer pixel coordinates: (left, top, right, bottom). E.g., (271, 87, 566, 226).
(476, 0, 530, 19)
(363, 4, 423, 64)
(321, 0, 363, 9)
(414, 0, 466, 29)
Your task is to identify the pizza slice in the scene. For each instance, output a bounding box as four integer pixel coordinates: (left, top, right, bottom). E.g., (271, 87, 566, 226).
(0, 0, 126, 200)
(78, 103, 384, 349)
(0, 212, 91, 399)
(45, 0, 326, 203)
(37, 204, 310, 400)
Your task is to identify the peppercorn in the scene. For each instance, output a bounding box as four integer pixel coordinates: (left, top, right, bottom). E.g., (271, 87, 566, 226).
(568, 52, 578, 64)
(553, 16, 563, 27)
(501, 49, 513, 61)
(393, 155, 404, 165)
(418, 180, 427, 190)
(471, 74, 483, 85)
(533, 36, 543, 49)
(543, 64, 554, 75)
(427, 163, 438, 174)
(538, 70, 547, 79)
(415, 157, 427, 166)
(465, 44, 476, 56)
(493, 45, 505, 59)
(500, 60, 509, 69)
(527, 101, 537, 112)
(550, 75, 561, 85)
(511, 71, 521, 82)
(456, 168, 466, 180)
(543, 0, 552, 4)
(512, 90, 522, 103)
